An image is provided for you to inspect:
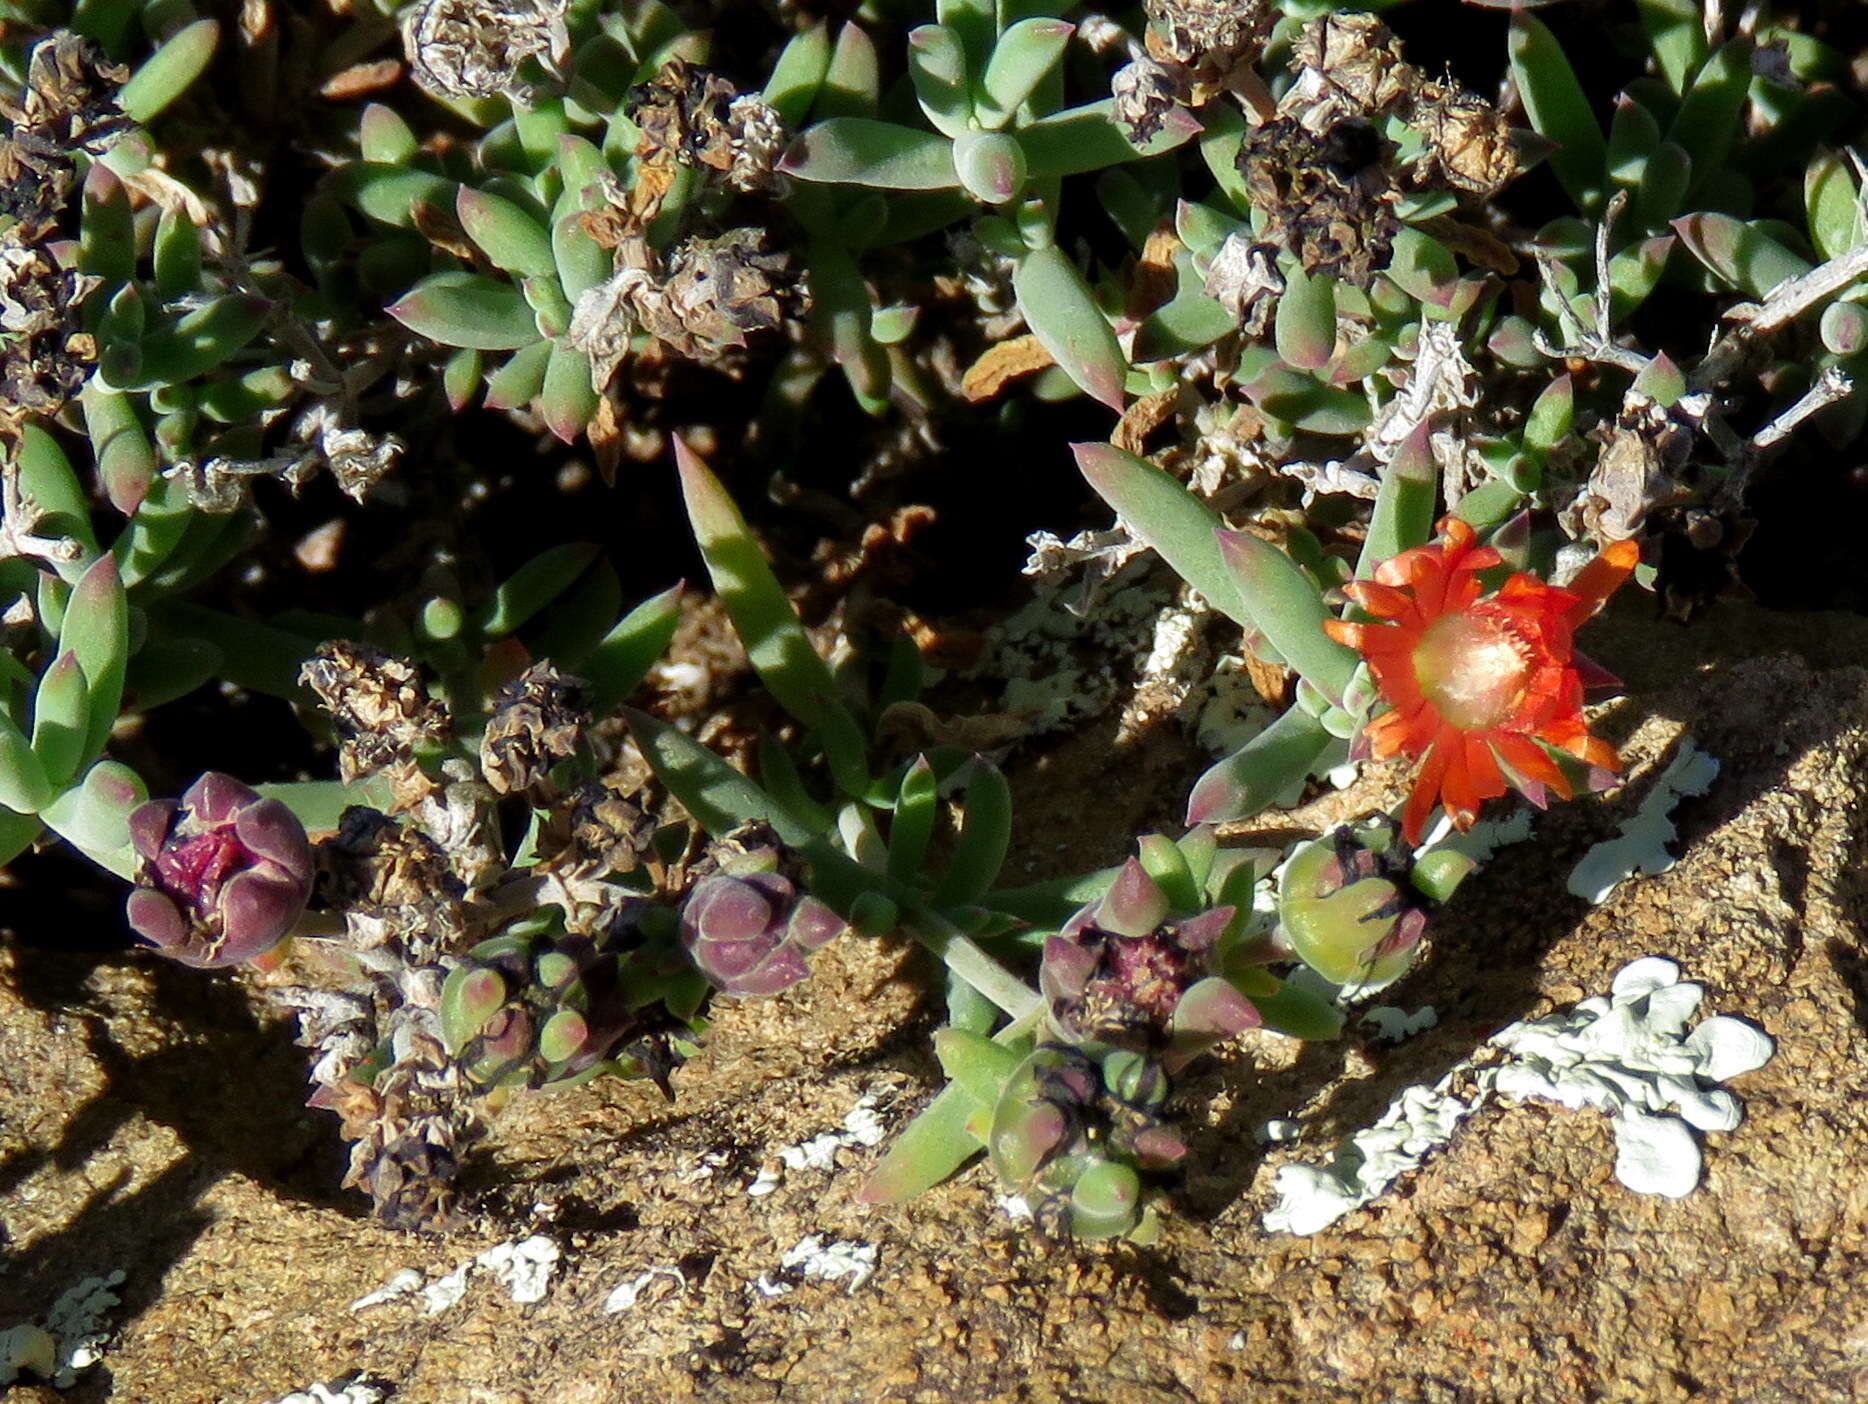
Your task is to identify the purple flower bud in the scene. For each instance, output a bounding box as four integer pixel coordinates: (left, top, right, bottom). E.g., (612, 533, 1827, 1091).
(125, 772, 313, 968)
(680, 871, 847, 998)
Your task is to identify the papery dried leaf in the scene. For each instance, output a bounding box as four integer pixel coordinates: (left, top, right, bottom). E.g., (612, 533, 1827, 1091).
(401, 0, 570, 102)
(961, 333, 1055, 402)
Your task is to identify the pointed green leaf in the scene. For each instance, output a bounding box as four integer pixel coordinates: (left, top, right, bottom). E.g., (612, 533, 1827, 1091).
(976, 19, 1073, 129)
(1274, 265, 1337, 372)
(483, 339, 551, 412)
(119, 18, 218, 125)
(328, 163, 459, 230)
(931, 758, 1010, 906)
(81, 383, 156, 517)
(1185, 708, 1335, 826)
(59, 553, 128, 760)
(31, 651, 89, 788)
(1358, 424, 1437, 575)
(360, 102, 418, 164)
(1012, 244, 1126, 410)
(539, 341, 598, 443)
(1806, 151, 1863, 261)
(908, 24, 970, 138)
(673, 440, 870, 795)
(856, 1082, 983, 1204)
(457, 186, 558, 279)
(389, 272, 541, 350)
(1671, 213, 1812, 297)
(1637, 0, 1708, 96)
(764, 22, 833, 128)
(887, 755, 938, 884)
(1074, 441, 1242, 623)
(471, 542, 600, 639)
(1216, 530, 1357, 702)
(1018, 99, 1197, 178)
(584, 582, 684, 712)
(781, 118, 959, 190)
(17, 426, 98, 580)
(1509, 14, 1606, 211)
(819, 20, 881, 120)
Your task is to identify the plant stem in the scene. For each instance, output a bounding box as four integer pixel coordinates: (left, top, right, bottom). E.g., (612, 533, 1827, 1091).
(907, 904, 1042, 1023)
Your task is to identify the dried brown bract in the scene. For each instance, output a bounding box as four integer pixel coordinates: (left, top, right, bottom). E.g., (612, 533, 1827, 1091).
(401, 0, 570, 103)
(318, 806, 468, 942)
(318, 1026, 472, 1232)
(1200, 232, 1283, 335)
(626, 58, 789, 193)
(1288, 12, 1415, 122)
(1144, 0, 1272, 78)
(529, 779, 658, 934)
(1111, 52, 1188, 144)
(300, 642, 450, 789)
(1562, 391, 1693, 548)
(0, 32, 129, 234)
(1411, 82, 1518, 196)
(480, 661, 588, 797)
(0, 229, 98, 421)
(1238, 116, 1399, 285)
(1279, 15, 1518, 199)
(570, 228, 804, 377)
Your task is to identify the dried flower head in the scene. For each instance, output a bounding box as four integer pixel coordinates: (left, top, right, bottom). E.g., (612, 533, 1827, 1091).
(1325, 518, 1639, 843)
(401, 0, 571, 103)
(1288, 13, 1415, 120)
(0, 32, 130, 234)
(1410, 82, 1518, 196)
(570, 229, 804, 378)
(626, 58, 789, 193)
(300, 642, 449, 788)
(127, 773, 314, 968)
(1144, 0, 1273, 81)
(1111, 53, 1190, 144)
(479, 661, 588, 797)
(0, 229, 98, 421)
(1239, 116, 1399, 284)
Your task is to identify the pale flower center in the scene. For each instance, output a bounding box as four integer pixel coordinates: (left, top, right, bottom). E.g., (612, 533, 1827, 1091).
(1412, 613, 1532, 731)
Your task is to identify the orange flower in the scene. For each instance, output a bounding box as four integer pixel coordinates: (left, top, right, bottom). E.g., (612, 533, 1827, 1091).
(1323, 519, 1638, 844)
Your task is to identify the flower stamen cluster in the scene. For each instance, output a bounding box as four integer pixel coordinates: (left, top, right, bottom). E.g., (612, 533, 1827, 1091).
(1326, 518, 1637, 843)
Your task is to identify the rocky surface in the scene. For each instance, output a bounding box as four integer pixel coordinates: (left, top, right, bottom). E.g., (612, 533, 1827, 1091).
(4, 602, 1868, 1403)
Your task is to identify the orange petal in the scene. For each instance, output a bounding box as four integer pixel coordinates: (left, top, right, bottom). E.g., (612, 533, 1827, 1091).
(1343, 580, 1415, 618)
(1462, 733, 1507, 807)
(1563, 539, 1640, 624)
(1491, 732, 1573, 800)
(1402, 738, 1455, 844)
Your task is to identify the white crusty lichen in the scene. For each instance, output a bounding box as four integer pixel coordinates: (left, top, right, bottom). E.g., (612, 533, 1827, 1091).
(602, 1264, 687, 1315)
(261, 1377, 391, 1404)
(1568, 740, 1719, 903)
(1264, 958, 1774, 1235)
(747, 1091, 890, 1197)
(1, 1270, 125, 1388)
(349, 1235, 562, 1317)
(751, 1236, 878, 1297)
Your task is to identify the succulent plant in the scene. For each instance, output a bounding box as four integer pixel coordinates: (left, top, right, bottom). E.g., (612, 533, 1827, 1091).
(438, 920, 688, 1092)
(125, 771, 314, 968)
(1042, 856, 1257, 1073)
(1274, 818, 1443, 990)
(986, 1042, 1184, 1241)
(678, 827, 848, 998)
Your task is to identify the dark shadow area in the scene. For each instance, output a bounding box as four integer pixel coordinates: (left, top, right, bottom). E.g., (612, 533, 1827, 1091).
(0, 944, 367, 1399)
